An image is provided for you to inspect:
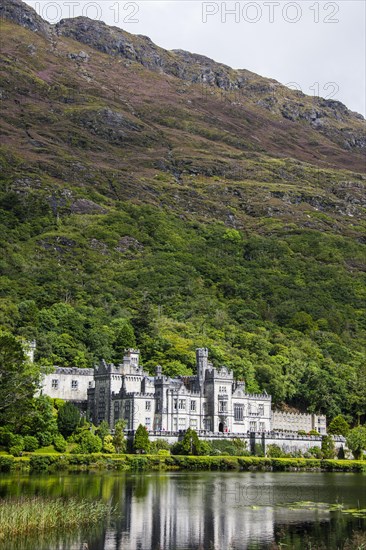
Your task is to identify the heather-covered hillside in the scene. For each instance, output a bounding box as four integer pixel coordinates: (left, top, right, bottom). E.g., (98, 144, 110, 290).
(0, 0, 365, 421)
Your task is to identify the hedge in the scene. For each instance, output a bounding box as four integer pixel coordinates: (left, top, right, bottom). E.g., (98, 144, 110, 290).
(0, 454, 364, 473)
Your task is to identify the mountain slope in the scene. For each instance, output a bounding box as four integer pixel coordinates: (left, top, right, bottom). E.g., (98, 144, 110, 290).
(0, 0, 365, 422)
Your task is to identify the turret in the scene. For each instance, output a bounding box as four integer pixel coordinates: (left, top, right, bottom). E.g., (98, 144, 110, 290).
(196, 348, 209, 386)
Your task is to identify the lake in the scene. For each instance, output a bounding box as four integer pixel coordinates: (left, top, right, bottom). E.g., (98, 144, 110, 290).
(0, 471, 365, 549)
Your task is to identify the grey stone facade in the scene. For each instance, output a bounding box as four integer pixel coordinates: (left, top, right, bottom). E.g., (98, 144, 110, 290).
(87, 348, 273, 433)
(40, 367, 94, 409)
(40, 348, 327, 437)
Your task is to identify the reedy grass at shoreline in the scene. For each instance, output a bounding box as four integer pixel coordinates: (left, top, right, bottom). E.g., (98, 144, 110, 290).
(0, 496, 111, 540)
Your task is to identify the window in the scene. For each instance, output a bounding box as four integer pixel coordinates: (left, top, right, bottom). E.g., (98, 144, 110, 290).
(249, 421, 257, 432)
(156, 399, 161, 412)
(219, 385, 227, 393)
(71, 380, 78, 390)
(178, 418, 186, 428)
(259, 422, 265, 432)
(51, 379, 58, 389)
(173, 399, 177, 410)
(218, 401, 227, 413)
(88, 381, 93, 388)
(145, 417, 151, 427)
(190, 400, 196, 412)
(145, 400, 151, 411)
(190, 419, 197, 427)
(258, 404, 264, 416)
(178, 399, 186, 410)
(234, 404, 244, 422)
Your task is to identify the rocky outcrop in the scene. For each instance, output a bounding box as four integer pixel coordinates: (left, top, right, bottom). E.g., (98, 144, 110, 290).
(0, 0, 52, 37)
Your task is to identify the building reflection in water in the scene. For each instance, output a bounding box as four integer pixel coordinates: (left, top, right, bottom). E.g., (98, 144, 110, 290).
(101, 474, 275, 550)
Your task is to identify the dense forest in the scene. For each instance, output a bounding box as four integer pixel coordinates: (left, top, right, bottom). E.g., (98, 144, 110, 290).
(0, 0, 365, 424)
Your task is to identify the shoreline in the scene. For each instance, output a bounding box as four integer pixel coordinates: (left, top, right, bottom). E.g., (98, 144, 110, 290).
(0, 454, 365, 473)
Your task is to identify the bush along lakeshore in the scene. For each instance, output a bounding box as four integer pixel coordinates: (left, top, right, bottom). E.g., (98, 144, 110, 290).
(0, 453, 365, 474)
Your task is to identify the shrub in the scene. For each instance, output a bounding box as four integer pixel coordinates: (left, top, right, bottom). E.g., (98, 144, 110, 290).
(157, 449, 170, 456)
(71, 431, 103, 454)
(102, 435, 115, 454)
(0, 427, 12, 446)
(0, 456, 14, 472)
(309, 430, 319, 436)
(321, 435, 336, 459)
(308, 446, 323, 459)
(37, 431, 53, 447)
(23, 436, 39, 452)
(53, 434, 67, 453)
(266, 444, 284, 458)
(9, 445, 23, 457)
(150, 439, 171, 453)
(253, 443, 265, 457)
(9, 434, 24, 451)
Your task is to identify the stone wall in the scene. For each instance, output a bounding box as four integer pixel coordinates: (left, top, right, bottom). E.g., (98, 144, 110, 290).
(128, 430, 345, 454)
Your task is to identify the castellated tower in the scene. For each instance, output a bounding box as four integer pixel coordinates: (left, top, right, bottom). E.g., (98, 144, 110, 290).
(196, 348, 209, 387)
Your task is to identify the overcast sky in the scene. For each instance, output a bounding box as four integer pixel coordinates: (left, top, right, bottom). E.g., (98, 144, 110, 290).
(26, 0, 366, 116)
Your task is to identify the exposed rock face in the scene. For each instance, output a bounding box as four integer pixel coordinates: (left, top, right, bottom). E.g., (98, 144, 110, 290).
(0, 0, 52, 37)
(70, 199, 107, 214)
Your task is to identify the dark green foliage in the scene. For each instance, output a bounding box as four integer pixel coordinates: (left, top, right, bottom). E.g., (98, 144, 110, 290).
(133, 424, 150, 454)
(0, 332, 40, 428)
(96, 421, 110, 440)
(23, 436, 39, 452)
(328, 415, 350, 437)
(171, 428, 201, 456)
(53, 434, 67, 452)
(346, 426, 366, 460)
(113, 420, 126, 453)
(71, 430, 103, 454)
(21, 396, 58, 442)
(57, 402, 80, 437)
(321, 435, 336, 459)
(266, 444, 284, 458)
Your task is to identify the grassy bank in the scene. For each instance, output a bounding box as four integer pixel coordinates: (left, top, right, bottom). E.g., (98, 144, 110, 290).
(0, 496, 111, 540)
(0, 454, 365, 473)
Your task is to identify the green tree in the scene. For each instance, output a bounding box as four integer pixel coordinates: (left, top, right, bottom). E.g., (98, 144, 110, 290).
(111, 319, 136, 363)
(113, 420, 126, 453)
(321, 435, 336, 459)
(328, 415, 350, 437)
(180, 428, 201, 456)
(96, 420, 110, 440)
(57, 402, 80, 437)
(133, 424, 150, 454)
(0, 332, 40, 428)
(346, 426, 366, 460)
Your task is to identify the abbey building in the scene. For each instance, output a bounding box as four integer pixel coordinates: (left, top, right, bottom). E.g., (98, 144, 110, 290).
(40, 347, 326, 435)
(87, 348, 272, 433)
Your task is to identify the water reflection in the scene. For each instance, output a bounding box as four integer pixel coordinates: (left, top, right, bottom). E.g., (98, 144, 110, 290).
(0, 472, 365, 550)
